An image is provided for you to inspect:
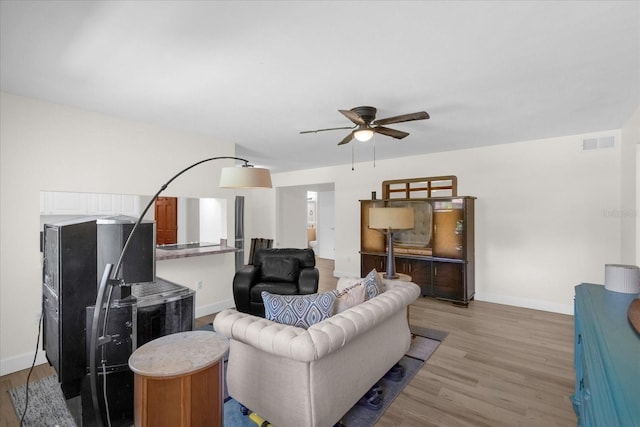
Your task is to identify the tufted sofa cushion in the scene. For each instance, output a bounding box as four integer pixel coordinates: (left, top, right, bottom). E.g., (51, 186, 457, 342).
(214, 280, 420, 362)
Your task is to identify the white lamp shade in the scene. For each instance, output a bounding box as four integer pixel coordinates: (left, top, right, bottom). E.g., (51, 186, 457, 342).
(369, 207, 414, 230)
(219, 166, 272, 189)
(354, 129, 374, 142)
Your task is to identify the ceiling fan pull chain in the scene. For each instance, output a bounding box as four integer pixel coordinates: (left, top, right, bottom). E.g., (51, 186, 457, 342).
(373, 135, 376, 167)
(351, 143, 355, 171)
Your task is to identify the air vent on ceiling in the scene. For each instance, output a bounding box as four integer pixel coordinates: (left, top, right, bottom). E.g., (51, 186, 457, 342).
(583, 135, 615, 151)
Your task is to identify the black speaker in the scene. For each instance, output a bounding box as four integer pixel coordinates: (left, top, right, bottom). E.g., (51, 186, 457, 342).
(42, 218, 98, 399)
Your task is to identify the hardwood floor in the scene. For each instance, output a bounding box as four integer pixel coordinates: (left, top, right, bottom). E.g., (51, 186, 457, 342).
(315, 256, 339, 293)
(379, 298, 576, 427)
(1, 258, 576, 426)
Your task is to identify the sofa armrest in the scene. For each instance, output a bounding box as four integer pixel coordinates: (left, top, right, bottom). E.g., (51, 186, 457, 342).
(232, 265, 261, 313)
(215, 281, 420, 362)
(298, 267, 319, 294)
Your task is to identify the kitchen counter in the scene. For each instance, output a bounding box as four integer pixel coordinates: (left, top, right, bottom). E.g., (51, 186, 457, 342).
(156, 244, 237, 261)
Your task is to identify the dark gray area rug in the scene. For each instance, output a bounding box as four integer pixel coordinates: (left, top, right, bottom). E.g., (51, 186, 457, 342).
(9, 327, 445, 427)
(9, 374, 76, 427)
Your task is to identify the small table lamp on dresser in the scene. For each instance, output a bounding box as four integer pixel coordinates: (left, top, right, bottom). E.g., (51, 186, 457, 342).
(368, 207, 414, 279)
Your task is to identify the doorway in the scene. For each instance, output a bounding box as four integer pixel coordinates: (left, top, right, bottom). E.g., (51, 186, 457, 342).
(315, 190, 335, 260)
(276, 183, 335, 260)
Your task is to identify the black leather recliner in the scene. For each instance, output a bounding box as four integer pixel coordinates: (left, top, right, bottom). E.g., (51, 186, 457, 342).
(233, 248, 319, 317)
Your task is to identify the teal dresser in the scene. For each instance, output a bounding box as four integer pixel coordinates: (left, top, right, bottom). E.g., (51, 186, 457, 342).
(572, 284, 640, 426)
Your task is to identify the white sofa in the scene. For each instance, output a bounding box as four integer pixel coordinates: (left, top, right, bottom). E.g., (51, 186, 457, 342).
(213, 279, 421, 427)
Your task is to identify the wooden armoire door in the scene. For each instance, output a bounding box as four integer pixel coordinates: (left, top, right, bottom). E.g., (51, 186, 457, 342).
(432, 208, 464, 259)
(155, 197, 178, 245)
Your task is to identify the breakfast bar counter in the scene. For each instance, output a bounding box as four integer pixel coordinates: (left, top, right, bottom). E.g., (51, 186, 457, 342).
(156, 243, 237, 261)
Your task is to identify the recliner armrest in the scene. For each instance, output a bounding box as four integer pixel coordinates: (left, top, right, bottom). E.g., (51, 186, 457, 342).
(232, 265, 261, 313)
(298, 267, 319, 294)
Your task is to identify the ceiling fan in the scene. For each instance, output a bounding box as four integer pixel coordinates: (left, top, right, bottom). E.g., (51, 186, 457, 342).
(300, 106, 429, 145)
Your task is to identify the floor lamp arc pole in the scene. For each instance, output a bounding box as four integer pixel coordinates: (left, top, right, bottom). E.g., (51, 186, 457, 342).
(88, 156, 271, 427)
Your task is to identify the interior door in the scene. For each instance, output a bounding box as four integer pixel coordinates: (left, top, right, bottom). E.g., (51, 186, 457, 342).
(317, 191, 335, 259)
(155, 197, 178, 245)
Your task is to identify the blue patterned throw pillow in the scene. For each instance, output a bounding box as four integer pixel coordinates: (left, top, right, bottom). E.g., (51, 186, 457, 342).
(262, 291, 336, 329)
(363, 269, 381, 300)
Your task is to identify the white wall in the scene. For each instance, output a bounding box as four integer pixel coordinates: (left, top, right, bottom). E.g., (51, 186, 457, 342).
(621, 105, 640, 264)
(235, 188, 276, 264)
(275, 186, 308, 248)
(268, 127, 632, 315)
(2, 91, 636, 375)
(316, 190, 335, 259)
(199, 198, 225, 243)
(0, 92, 240, 375)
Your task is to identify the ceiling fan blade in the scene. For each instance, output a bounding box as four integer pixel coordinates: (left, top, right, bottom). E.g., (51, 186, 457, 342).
(373, 126, 410, 139)
(300, 125, 356, 134)
(338, 132, 354, 145)
(373, 111, 430, 126)
(339, 109, 366, 126)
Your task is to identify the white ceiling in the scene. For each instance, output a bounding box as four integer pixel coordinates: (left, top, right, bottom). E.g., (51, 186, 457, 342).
(1, 1, 638, 173)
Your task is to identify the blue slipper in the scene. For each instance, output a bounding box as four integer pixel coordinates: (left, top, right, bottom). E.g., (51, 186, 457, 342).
(358, 391, 384, 410)
(383, 363, 405, 382)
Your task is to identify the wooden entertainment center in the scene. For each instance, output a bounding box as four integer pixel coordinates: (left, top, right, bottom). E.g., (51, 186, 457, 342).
(360, 176, 475, 305)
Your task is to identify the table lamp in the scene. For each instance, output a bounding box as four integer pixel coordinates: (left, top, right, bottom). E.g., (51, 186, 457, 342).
(89, 156, 271, 427)
(369, 207, 414, 279)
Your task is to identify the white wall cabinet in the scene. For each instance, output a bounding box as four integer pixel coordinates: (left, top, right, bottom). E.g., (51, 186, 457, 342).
(41, 192, 87, 215)
(41, 192, 140, 216)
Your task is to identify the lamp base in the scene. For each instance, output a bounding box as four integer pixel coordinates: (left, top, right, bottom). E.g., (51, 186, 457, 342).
(384, 230, 399, 281)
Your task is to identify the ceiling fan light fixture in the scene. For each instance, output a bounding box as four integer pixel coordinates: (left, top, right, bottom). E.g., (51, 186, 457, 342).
(301, 105, 429, 146)
(354, 127, 374, 142)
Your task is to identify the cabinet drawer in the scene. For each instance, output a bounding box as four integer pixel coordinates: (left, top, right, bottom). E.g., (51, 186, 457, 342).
(397, 258, 431, 296)
(432, 262, 464, 301)
(361, 254, 385, 277)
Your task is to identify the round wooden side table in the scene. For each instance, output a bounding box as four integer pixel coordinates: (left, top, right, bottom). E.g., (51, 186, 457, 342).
(128, 330, 229, 427)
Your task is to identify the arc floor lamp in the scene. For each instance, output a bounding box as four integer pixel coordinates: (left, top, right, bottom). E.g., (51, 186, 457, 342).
(89, 156, 272, 427)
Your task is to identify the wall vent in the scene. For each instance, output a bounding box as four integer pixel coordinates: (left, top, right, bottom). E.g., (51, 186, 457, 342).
(583, 135, 615, 150)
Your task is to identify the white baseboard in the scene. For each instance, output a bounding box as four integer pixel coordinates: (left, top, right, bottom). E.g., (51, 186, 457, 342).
(1, 299, 236, 377)
(474, 291, 574, 315)
(1, 350, 48, 377)
(334, 268, 575, 315)
(2, 295, 569, 377)
(195, 298, 235, 318)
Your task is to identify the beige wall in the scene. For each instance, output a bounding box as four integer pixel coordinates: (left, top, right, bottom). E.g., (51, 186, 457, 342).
(272, 125, 635, 315)
(0, 92, 240, 374)
(1, 91, 637, 375)
(621, 105, 640, 264)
